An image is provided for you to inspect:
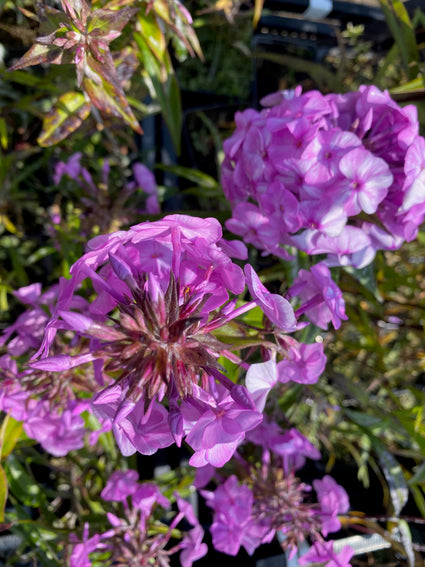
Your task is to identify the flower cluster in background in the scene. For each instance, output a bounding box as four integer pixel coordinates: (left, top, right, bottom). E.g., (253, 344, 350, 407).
(222, 86, 425, 268)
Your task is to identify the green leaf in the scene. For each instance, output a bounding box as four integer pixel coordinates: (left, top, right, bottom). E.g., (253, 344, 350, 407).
(4, 454, 44, 508)
(87, 6, 138, 35)
(0, 415, 24, 461)
(253, 51, 342, 92)
(137, 8, 167, 64)
(373, 441, 409, 516)
(0, 117, 7, 149)
(0, 464, 7, 522)
(390, 74, 425, 96)
(155, 165, 218, 189)
(82, 57, 142, 134)
(408, 461, 425, 486)
(8, 43, 63, 71)
(37, 91, 91, 147)
(378, 0, 419, 80)
(397, 519, 415, 567)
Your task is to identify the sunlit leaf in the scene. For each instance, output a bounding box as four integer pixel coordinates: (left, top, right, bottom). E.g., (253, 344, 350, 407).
(83, 70, 142, 134)
(0, 465, 7, 522)
(8, 43, 64, 71)
(37, 91, 91, 146)
(4, 454, 43, 508)
(0, 415, 24, 460)
(373, 441, 409, 516)
(378, 0, 419, 81)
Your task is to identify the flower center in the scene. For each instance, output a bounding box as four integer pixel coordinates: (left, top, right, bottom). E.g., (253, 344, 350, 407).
(98, 273, 224, 402)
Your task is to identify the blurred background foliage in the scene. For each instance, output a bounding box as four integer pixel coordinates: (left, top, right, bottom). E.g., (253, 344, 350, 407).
(1, 0, 425, 564)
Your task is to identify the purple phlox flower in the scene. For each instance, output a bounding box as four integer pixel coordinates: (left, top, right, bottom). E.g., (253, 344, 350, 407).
(225, 202, 283, 255)
(217, 237, 248, 260)
(92, 386, 174, 457)
(271, 427, 321, 472)
(259, 181, 302, 234)
(0, 283, 61, 356)
(223, 108, 261, 159)
(193, 464, 217, 489)
(173, 493, 208, 567)
(288, 262, 347, 330)
(277, 341, 326, 385)
(129, 162, 160, 214)
(338, 147, 393, 215)
(54, 152, 83, 184)
(299, 540, 354, 567)
(302, 128, 362, 186)
(33, 215, 283, 462)
(240, 123, 273, 184)
(245, 264, 297, 331)
(184, 383, 263, 468)
(70, 476, 201, 566)
(0, 355, 30, 421)
(100, 469, 139, 503)
(179, 524, 208, 567)
(401, 137, 425, 211)
(69, 523, 102, 567)
(313, 475, 350, 536)
(132, 482, 170, 516)
(260, 86, 302, 107)
(202, 475, 255, 556)
(24, 399, 87, 456)
(245, 359, 278, 412)
(299, 198, 348, 238)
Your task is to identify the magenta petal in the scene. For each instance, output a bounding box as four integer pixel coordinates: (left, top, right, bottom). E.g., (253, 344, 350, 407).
(244, 264, 297, 331)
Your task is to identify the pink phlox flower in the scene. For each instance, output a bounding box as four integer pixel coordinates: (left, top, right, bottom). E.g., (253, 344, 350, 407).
(260, 85, 303, 107)
(277, 342, 327, 385)
(1, 283, 62, 356)
(179, 524, 208, 567)
(224, 85, 424, 267)
(129, 162, 160, 214)
(100, 469, 139, 502)
(24, 399, 87, 456)
(223, 108, 261, 159)
(288, 262, 347, 330)
(0, 355, 30, 421)
(132, 483, 170, 516)
(401, 137, 425, 211)
(202, 475, 254, 555)
(217, 237, 248, 260)
(225, 202, 280, 253)
(193, 464, 217, 489)
(245, 264, 297, 331)
(245, 359, 278, 412)
(302, 128, 362, 185)
(185, 385, 263, 468)
(273, 427, 321, 472)
(259, 181, 302, 234)
(298, 540, 354, 567)
(53, 152, 83, 184)
(313, 475, 350, 536)
(338, 147, 393, 215)
(92, 385, 174, 456)
(69, 523, 103, 567)
(299, 198, 348, 238)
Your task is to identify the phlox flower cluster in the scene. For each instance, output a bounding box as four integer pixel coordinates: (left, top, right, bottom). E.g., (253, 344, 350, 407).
(0, 283, 96, 456)
(199, 422, 351, 566)
(222, 85, 425, 268)
(69, 469, 207, 567)
(27, 214, 338, 467)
